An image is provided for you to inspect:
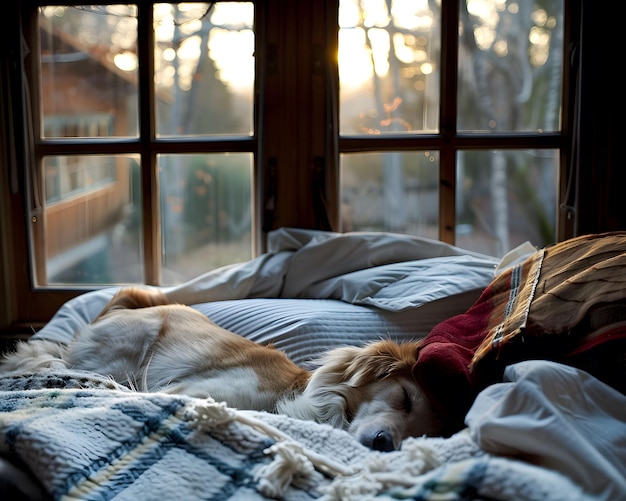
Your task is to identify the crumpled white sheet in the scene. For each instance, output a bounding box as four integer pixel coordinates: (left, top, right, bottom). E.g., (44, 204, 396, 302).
(164, 227, 500, 309)
(466, 360, 626, 501)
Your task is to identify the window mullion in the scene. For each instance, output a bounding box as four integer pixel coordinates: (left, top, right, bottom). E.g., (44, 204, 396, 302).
(136, 3, 161, 285)
(325, 0, 340, 231)
(439, 0, 460, 244)
(261, 0, 307, 231)
(309, 0, 336, 231)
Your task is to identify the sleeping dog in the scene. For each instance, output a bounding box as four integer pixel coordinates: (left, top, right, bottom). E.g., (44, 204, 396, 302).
(0, 287, 441, 451)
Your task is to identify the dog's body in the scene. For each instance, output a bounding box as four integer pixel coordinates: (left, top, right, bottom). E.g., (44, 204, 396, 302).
(1, 288, 440, 451)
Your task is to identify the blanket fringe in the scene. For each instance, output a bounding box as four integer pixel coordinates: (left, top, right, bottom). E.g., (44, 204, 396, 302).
(183, 399, 355, 498)
(255, 441, 317, 498)
(182, 398, 237, 428)
(319, 439, 443, 500)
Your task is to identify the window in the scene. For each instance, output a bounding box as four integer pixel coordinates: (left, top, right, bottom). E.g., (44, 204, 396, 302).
(1, 0, 579, 325)
(30, 2, 255, 286)
(337, 0, 566, 256)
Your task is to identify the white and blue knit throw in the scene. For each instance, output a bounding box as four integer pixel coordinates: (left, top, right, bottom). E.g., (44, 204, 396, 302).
(0, 370, 585, 501)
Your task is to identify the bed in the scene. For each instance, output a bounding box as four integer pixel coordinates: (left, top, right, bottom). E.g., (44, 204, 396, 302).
(1, 228, 625, 501)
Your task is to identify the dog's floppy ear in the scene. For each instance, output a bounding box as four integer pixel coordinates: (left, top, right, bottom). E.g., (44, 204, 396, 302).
(343, 340, 420, 387)
(316, 340, 421, 388)
(312, 345, 365, 386)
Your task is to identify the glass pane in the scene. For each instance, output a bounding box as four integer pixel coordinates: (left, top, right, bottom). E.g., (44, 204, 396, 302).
(458, 0, 564, 132)
(154, 2, 254, 136)
(159, 153, 253, 283)
(341, 151, 439, 238)
(338, 0, 440, 135)
(39, 5, 139, 138)
(456, 150, 558, 257)
(41, 155, 143, 284)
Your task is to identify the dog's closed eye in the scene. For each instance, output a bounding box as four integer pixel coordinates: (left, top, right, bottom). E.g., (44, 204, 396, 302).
(401, 386, 412, 414)
(390, 386, 413, 414)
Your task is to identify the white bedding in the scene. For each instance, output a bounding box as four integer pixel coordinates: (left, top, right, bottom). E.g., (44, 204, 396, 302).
(31, 228, 502, 365)
(467, 361, 626, 501)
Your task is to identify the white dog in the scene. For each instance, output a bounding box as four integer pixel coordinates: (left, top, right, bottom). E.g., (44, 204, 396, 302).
(0, 287, 441, 451)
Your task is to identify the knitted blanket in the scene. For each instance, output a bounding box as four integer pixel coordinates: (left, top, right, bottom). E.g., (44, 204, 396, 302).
(0, 370, 587, 501)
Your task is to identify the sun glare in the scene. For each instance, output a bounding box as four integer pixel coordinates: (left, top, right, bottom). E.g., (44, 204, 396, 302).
(209, 28, 254, 92)
(149, 2, 254, 93)
(338, 28, 375, 88)
(114, 51, 137, 72)
(338, 0, 433, 88)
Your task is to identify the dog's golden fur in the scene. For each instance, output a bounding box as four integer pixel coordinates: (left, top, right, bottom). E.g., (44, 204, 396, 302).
(1, 287, 441, 451)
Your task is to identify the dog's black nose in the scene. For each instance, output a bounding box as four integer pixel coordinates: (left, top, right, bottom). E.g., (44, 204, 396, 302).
(371, 430, 395, 452)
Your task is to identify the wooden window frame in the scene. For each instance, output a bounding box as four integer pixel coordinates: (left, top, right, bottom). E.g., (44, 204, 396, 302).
(0, 0, 582, 334)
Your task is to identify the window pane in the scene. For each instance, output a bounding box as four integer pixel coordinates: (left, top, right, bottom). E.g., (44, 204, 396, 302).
(159, 153, 253, 283)
(39, 5, 139, 138)
(44, 153, 115, 203)
(154, 2, 254, 137)
(41, 155, 143, 284)
(458, 0, 564, 132)
(338, 0, 440, 135)
(340, 151, 439, 238)
(456, 150, 558, 257)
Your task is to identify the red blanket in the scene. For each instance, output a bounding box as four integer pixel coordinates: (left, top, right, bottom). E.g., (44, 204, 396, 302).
(412, 232, 626, 435)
